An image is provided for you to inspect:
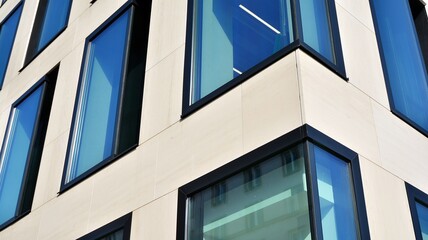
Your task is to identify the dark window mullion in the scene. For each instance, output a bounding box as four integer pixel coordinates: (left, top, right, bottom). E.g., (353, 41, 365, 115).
(326, 0, 345, 71)
(304, 141, 323, 240)
(291, 0, 302, 41)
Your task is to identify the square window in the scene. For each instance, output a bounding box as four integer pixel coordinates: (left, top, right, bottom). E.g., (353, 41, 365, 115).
(0, 66, 57, 229)
(25, 0, 72, 64)
(407, 183, 428, 240)
(370, 0, 428, 135)
(0, 2, 23, 88)
(177, 125, 370, 240)
(183, 0, 345, 115)
(61, 0, 151, 190)
(77, 213, 132, 240)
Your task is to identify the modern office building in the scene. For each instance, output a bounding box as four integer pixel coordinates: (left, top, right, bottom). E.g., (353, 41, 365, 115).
(0, 0, 427, 239)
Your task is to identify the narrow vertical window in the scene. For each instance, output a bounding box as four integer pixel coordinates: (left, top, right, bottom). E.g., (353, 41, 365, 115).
(25, 0, 72, 63)
(370, 0, 428, 134)
(184, 0, 344, 114)
(62, 1, 151, 189)
(177, 126, 370, 240)
(406, 183, 428, 240)
(0, 3, 23, 88)
(0, 67, 57, 229)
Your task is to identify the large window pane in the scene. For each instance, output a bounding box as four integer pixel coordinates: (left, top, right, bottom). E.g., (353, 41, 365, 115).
(37, 0, 71, 51)
(66, 10, 130, 181)
(313, 146, 360, 240)
(187, 145, 311, 240)
(371, 0, 428, 133)
(0, 86, 42, 225)
(300, 0, 334, 62)
(191, 0, 293, 102)
(416, 202, 428, 240)
(26, 0, 72, 62)
(0, 4, 23, 88)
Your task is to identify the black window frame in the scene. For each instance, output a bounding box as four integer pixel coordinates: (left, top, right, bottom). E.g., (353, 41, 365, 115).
(369, 0, 428, 137)
(406, 183, 428, 240)
(23, 0, 73, 68)
(0, 65, 57, 231)
(60, 0, 151, 193)
(77, 213, 132, 240)
(182, 0, 346, 118)
(177, 124, 370, 240)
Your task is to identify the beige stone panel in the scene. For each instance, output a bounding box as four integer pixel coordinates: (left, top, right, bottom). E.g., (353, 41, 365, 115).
(298, 50, 381, 164)
(67, 0, 93, 25)
(131, 190, 178, 240)
(154, 122, 193, 197)
(242, 52, 302, 153)
(43, 43, 84, 145)
(140, 46, 184, 143)
(0, 209, 42, 240)
(371, 100, 428, 193)
(37, 179, 93, 240)
(336, 5, 389, 109)
(185, 87, 243, 182)
(72, 0, 118, 49)
(335, 0, 375, 31)
(0, 0, 23, 20)
(145, 0, 187, 69)
(32, 131, 69, 210)
(87, 141, 157, 231)
(155, 87, 243, 197)
(359, 156, 415, 240)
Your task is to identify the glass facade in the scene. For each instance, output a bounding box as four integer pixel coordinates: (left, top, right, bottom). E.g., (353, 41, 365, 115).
(189, 0, 342, 104)
(0, 4, 23, 88)
(371, 0, 428, 133)
(186, 142, 362, 240)
(66, 9, 131, 183)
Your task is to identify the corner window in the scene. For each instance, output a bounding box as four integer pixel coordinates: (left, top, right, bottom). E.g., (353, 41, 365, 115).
(370, 0, 428, 135)
(77, 213, 132, 240)
(25, 0, 72, 64)
(0, 67, 57, 229)
(183, 0, 344, 114)
(177, 125, 370, 240)
(61, 0, 151, 190)
(0, 2, 23, 88)
(406, 183, 428, 240)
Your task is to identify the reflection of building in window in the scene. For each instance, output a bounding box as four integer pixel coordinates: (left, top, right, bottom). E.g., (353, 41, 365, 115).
(211, 181, 227, 206)
(281, 145, 303, 176)
(244, 165, 262, 191)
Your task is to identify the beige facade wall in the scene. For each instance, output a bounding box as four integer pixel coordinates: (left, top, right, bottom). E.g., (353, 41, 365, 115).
(0, 0, 427, 239)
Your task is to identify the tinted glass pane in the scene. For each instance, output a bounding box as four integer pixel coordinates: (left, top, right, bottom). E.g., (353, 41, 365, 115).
(67, 10, 130, 182)
(37, 0, 71, 51)
(98, 229, 124, 240)
(314, 146, 359, 240)
(0, 86, 43, 225)
(416, 202, 428, 240)
(187, 145, 311, 240)
(372, 0, 428, 132)
(300, 0, 334, 62)
(0, 4, 23, 87)
(191, 0, 294, 102)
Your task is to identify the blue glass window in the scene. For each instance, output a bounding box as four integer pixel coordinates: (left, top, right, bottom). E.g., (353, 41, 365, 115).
(406, 184, 428, 240)
(179, 129, 370, 240)
(0, 69, 57, 229)
(0, 3, 23, 88)
(185, 0, 344, 109)
(26, 0, 72, 62)
(370, 0, 428, 134)
(63, 2, 149, 188)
